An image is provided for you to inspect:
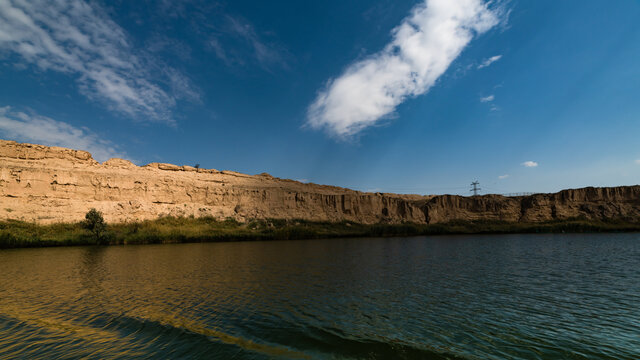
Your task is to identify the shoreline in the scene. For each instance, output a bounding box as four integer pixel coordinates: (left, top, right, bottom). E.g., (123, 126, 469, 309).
(2, 217, 639, 249)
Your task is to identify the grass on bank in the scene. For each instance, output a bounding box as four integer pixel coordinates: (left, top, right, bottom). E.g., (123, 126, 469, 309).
(1, 216, 640, 249)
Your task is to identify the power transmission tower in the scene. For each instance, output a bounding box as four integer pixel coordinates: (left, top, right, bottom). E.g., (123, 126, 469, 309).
(470, 181, 481, 196)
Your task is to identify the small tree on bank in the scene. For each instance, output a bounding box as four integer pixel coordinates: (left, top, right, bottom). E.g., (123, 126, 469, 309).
(82, 208, 107, 244)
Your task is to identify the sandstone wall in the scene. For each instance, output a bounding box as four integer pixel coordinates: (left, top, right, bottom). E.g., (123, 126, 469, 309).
(1, 140, 639, 224)
(422, 188, 640, 223)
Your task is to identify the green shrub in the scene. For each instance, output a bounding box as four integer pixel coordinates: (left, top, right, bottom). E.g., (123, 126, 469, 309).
(0, 232, 18, 248)
(82, 209, 107, 244)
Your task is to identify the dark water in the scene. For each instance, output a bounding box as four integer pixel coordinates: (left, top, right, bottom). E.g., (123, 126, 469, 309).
(1, 234, 639, 359)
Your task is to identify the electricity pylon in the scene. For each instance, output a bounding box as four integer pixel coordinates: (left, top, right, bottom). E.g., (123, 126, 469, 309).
(470, 181, 481, 196)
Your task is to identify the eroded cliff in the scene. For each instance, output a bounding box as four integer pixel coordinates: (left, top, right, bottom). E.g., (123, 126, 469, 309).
(1, 140, 639, 224)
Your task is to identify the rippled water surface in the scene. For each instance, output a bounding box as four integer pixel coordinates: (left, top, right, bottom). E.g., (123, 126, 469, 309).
(1, 234, 639, 359)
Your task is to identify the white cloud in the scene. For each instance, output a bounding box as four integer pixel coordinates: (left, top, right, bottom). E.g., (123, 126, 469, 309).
(522, 161, 538, 168)
(477, 54, 502, 69)
(0, 0, 196, 123)
(635, 159, 640, 165)
(0, 106, 123, 162)
(307, 0, 502, 137)
(498, 174, 509, 179)
(480, 95, 495, 102)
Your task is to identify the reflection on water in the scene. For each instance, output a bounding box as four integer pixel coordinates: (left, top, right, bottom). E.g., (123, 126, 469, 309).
(1, 234, 639, 359)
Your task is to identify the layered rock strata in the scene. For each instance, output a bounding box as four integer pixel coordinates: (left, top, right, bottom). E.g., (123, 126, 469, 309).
(1, 140, 639, 224)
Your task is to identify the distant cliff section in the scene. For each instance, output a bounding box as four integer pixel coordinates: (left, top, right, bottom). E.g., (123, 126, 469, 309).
(1, 139, 639, 224)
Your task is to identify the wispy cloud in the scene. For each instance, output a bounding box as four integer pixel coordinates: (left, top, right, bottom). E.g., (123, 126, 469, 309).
(163, 66, 201, 103)
(0, 0, 197, 123)
(498, 174, 509, 179)
(635, 159, 640, 165)
(227, 16, 286, 67)
(208, 15, 290, 70)
(522, 161, 538, 168)
(307, 0, 503, 137)
(477, 54, 502, 69)
(0, 106, 123, 162)
(208, 37, 234, 66)
(480, 95, 495, 102)
(146, 35, 192, 62)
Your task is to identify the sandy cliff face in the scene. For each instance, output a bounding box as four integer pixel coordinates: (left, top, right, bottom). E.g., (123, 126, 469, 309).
(0, 140, 428, 224)
(1, 140, 639, 224)
(422, 188, 640, 223)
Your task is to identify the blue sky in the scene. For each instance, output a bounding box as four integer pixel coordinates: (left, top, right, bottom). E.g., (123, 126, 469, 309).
(1, 0, 639, 195)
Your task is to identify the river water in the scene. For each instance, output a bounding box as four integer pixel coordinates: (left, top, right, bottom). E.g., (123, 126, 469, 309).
(0, 234, 639, 359)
